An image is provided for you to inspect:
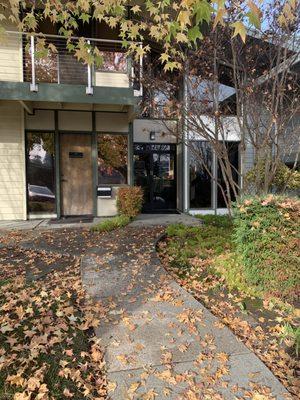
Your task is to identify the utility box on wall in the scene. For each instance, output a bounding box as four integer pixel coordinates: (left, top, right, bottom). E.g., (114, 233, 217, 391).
(97, 187, 112, 198)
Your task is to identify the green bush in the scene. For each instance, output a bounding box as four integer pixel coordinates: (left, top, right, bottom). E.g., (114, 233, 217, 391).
(91, 215, 130, 233)
(164, 222, 233, 275)
(280, 323, 300, 356)
(233, 195, 300, 300)
(245, 160, 300, 192)
(117, 186, 143, 218)
(195, 214, 233, 229)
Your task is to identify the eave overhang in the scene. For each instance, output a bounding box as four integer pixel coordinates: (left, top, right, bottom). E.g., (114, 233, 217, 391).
(0, 82, 137, 106)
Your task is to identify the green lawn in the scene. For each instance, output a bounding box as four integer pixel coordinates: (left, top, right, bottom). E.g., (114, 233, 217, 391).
(91, 215, 131, 233)
(163, 215, 233, 280)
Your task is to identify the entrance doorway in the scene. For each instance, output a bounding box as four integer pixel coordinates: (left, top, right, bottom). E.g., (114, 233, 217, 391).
(134, 143, 177, 212)
(60, 133, 93, 216)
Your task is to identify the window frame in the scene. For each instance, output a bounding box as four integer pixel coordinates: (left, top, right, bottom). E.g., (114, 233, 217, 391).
(189, 140, 214, 210)
(188, 140, 241, 211)
(25, 130, 57, 215)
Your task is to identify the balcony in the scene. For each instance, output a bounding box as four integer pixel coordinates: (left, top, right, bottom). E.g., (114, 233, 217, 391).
(0, 31, 142, 105)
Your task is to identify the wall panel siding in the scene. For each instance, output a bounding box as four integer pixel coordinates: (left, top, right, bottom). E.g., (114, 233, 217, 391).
(0, 31, 22, 82)
(96, 112, 128, 132)
(25, 110, 55, 130)
(0, 101, 26, 220)
(58, 111, 92, 131)
(95, 72, 129, 88)
(243, 140, 255, 174)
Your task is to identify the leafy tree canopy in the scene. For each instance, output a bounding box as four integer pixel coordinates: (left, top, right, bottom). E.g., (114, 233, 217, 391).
(0, 0, 298, 70)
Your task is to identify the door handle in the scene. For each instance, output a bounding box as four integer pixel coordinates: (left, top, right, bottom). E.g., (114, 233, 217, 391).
(61, 178, 68, 182)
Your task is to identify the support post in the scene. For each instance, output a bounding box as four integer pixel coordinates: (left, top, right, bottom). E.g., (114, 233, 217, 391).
(54, 111, 61, 219)
(182, 62, 189, 213)
(128, 122, 134, 185)
(92, 112, 98, 216)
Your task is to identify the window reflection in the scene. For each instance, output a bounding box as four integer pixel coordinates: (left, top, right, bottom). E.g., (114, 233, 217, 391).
(95, 51, 127, 72)
(217, 142, 239, 207)
(190, 141, 212, 208)
(26, 132, 56, 213)
(97, 134, 128, 184)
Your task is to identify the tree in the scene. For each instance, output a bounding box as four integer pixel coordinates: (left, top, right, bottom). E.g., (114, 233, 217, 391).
(0, 0, 267, 69)
(140, 0, 300, 213)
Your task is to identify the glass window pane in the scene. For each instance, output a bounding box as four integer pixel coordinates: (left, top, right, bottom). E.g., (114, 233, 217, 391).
(26, 132, 56, 213)
(190, 141, 212, 208)
(97, 134, 128, 184)
(217, 142, 239, 208)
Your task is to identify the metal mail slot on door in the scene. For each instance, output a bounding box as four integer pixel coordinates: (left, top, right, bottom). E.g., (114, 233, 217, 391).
(69, 152, 84, 158)
(97, 187, 112, 198)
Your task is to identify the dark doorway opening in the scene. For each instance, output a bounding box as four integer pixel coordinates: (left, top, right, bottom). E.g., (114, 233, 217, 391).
(134, 143, 177, 213)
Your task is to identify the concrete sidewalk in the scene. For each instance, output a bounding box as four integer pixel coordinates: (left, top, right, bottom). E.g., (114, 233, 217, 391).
(0, 218, 102, 231)
(0, 213, 201, 232)
(81, 226, 290, 399)
(129, 213, 202, 227)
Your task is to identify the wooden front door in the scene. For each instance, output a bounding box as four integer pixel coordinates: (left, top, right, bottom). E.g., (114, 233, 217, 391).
(60, 133, 93, 216)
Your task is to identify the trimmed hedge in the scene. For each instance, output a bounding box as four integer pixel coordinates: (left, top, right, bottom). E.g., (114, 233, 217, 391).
(117, 186, 143, 218)
(233, 195, 300, 300)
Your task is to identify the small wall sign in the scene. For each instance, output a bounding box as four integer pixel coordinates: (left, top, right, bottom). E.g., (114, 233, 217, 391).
(69, 152, 84, 158)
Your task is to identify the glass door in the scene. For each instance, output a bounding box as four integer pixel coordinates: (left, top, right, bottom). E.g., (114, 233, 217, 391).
(134, 144, 176, 212)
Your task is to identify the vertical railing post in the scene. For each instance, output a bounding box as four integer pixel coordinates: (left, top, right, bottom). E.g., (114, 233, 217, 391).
(30, 35, 38, 92)
(133, 43, 143, 97)
(57, 52, 60, 84)
(86, 39, 94, 95)
(138, 43, 143, 96)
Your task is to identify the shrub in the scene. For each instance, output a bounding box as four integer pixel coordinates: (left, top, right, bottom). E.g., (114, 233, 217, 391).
(195, 214, 233, 229)
(91, 215, 130, 233)
(117, 186, 143, 218)
(245, 161, 300, 192)
(164, 222, 233, 274)
(280, 323, 300, 356)
(233, 195, 300, 300)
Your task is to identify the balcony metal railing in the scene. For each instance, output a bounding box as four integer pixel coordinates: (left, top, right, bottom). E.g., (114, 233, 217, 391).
(5, 31, 143, 96)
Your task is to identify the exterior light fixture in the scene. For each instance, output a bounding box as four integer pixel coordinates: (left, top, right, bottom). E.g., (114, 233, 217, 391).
(150, 131, 156, 141)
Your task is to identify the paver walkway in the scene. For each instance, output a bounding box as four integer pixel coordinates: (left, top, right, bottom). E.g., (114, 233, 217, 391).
(81, 226, 290, 399)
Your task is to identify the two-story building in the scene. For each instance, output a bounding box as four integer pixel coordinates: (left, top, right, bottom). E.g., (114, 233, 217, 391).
(0, 15, 299, 221)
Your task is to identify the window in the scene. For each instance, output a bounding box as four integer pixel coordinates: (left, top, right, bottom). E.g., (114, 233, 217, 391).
(217, 142, 239, 208)
(190, 141, 213, 208)
(189, 141, 240, 209)
(97, 134, 128, 184)
(26, 132, 56, 213)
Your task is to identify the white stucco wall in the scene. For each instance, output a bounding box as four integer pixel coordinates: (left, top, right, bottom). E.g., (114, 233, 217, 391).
(133, 119, 177, 143)
(0, 101, 26, 220)
(188, 115, 241, 141)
